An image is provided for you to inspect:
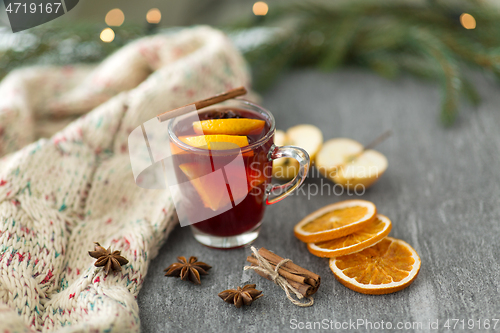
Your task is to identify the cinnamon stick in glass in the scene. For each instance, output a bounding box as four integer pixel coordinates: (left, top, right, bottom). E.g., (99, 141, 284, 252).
(156, 86, 247, 122)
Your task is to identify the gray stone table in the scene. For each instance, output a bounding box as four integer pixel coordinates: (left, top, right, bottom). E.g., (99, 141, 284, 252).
(137, 69, 500, 332)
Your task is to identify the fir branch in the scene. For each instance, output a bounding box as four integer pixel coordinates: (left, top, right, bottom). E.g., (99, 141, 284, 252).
(408, 27, 462, 125)
(0, 23, 143, 79)
(234, 0, 500, 124)
(1, 0, 500, 124)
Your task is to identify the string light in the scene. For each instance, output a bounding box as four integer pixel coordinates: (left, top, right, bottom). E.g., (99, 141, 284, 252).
(105, 8, 125, 27)
(460, 13, 476, 29)
(253, 2, 268, 16)
(100, 28, 115, 43)
(146, 8, 162, 24)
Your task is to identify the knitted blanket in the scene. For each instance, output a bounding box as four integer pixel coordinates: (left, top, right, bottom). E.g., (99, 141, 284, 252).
(0, 26, 250, 332)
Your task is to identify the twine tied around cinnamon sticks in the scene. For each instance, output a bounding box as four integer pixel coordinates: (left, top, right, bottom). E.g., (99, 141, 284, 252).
(244, 247, 320, 307)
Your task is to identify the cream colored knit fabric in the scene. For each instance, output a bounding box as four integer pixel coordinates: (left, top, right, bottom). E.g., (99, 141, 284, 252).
(0, 26, 250, 332)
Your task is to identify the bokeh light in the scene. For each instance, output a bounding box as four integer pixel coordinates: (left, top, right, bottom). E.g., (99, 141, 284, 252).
(253, 2, 269, 16)
(105, 8, 125, 27)
(460, 13, 476, 29)
(100, 28, 115, 43)
(146, 8, 162, 24)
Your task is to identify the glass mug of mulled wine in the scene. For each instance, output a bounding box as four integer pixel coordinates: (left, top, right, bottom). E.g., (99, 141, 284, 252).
(166, 100, 310, 248)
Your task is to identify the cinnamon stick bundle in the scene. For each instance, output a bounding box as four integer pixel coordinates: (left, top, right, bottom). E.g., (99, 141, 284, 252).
(246, 248, 321, 297)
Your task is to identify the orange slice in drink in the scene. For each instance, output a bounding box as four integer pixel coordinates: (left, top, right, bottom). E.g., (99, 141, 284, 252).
(193, 119, 265, 135)
(179, 135, 249, 150)
(329, 237, 421, 295)
(294, 200, 376, 243)
(179, 163, 227, 211)
(307, 215, 392, 257)
(179, 162, 250, 211)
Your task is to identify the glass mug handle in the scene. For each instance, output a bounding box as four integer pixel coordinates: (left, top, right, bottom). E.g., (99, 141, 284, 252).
(266, 144, 310, 205)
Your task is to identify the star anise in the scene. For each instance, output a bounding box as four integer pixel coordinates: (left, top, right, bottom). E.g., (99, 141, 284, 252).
(88, 242, 129, 275)
(218, 284, 263, 308)
(206, 108, 241, 119)
(164, 256, 212, 284)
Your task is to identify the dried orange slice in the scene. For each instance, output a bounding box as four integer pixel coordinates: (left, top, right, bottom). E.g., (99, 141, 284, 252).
(193, 119, 265, 135)
(307, 214, 392, 257)
(180, 135, 249, 150)
(329, 237, 421, 295)
(294, 200, 376, 243)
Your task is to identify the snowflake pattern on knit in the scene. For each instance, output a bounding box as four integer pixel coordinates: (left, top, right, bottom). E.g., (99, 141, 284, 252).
(0, 26, 250, 332)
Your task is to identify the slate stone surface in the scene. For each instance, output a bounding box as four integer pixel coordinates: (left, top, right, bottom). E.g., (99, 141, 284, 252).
(137, 69, 500, 333)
